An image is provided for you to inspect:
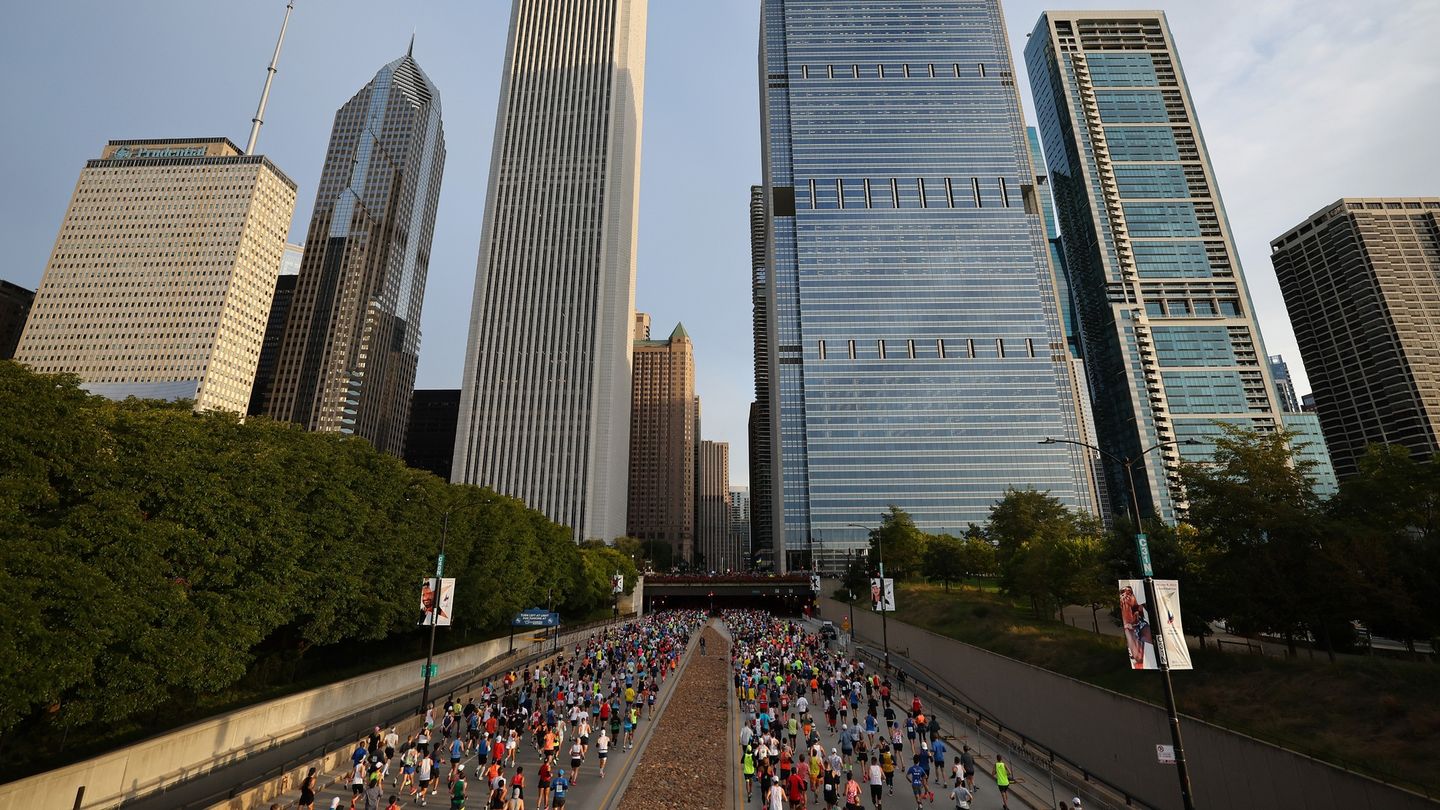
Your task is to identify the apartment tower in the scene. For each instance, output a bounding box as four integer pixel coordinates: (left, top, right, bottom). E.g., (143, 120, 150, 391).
(1027, 11, 1285, 523)
(747, 184, 775, 570)
(697, 440, 732, 572)
(627, 315, 697, 563)
(760, 0, 1098, 571)
(1271, 198, 1440, 477)
(454, 0, 648, 542)
(15, 138, 296, 412)
(247, 243, 303, 416)
(266, 49, 446, 455)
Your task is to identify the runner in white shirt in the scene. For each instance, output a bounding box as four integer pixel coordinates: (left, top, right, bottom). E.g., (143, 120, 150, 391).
(595, 730, 610, 778)
(869, 758, 885, 808)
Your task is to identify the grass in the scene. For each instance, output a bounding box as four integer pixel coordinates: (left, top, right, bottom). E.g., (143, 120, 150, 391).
(887, 581, 1440, 798)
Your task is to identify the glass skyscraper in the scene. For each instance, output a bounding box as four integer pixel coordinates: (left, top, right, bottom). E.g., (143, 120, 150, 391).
(760, 0, 1099, 572)
(266, 48, 445, 456)
(1027, 12, 1284, 523)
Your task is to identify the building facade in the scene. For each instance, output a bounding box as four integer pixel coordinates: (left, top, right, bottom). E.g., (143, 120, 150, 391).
(697, 440, 731, 571)
(14, 138, 296, 412)
(1027, 12, 1285, 524)
(729, 486, 752, 572)
(404, 389, 461, 480)
(1271, 198, 1440, 477)
(747, 184, 775, 570)
(760, 0, 1098, 572)
(1269, 354, 1302, 414)
(266, 50, 445, 456)
(247, 243, 303, 416)
(454, 0, 647, 542)
(627, 317, 697, 562)
(0, 280, 35, 360)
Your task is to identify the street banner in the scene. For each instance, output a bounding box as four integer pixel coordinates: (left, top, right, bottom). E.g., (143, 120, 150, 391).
(420, 577, 456, 627)
(1118, 579, 1192, 670)
(512, 608, 561, 628)
(869, 577, 895, 612)
(810, 574, 821, 593)
(611, 572, 624, 594)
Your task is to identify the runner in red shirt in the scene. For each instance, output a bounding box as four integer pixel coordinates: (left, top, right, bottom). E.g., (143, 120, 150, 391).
(788, 769, 809, 809)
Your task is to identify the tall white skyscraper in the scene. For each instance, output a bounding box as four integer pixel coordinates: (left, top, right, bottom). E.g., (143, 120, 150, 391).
(454, 0, 647, 542)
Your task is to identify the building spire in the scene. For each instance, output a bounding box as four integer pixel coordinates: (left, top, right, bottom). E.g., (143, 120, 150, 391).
(246, 0, 296, 155)
(409, 31, 416, 58)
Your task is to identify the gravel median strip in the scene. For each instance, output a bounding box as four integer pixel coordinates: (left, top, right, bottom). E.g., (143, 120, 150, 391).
(618, 626, 731, 809)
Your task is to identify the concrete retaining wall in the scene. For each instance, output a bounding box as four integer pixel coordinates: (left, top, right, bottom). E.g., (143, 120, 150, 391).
(0, 634, 527, 810)
(820, 596, 1436, 810)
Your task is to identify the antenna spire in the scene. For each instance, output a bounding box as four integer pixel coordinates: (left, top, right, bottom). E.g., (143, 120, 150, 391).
(246, 0, 296, 155)
(409, 31, 416, 57)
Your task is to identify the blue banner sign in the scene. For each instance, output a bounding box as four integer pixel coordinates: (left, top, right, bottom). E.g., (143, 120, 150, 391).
(512, 608, 560, 628)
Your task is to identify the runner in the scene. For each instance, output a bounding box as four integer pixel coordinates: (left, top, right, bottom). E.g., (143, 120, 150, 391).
(596, 728, 610, 778)
(551, 768, 570, 809)
(993, 755, 1011, 809)
(451, 764, 467, 810)
(905, 755, 930, 809)
(298, 766, 317, 810)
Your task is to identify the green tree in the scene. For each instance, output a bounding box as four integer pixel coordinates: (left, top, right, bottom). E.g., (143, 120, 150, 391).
(867, 505, 927, 580)
(987, 488, 1105, 618)
(923, 533, 966, 591)
(956, 534, 998, 587)
(835, 552, 869, 601)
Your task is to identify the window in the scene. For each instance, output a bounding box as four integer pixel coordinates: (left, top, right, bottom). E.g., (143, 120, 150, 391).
(971, 178, 982, 208)
(818, 339, 827, 359)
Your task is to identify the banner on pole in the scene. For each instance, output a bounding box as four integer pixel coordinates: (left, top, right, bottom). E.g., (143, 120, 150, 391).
(612, 572, 624, 594)
(1118, 579, 1191, 670)
(869, 577, 895, 612)
(420, 577, 456, 626)
(810, 574, 821, 594)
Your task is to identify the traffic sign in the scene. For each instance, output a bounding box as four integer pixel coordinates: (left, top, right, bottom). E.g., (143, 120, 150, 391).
(1156, 744, 1175, 764)
(435, 553, 446, 578)
(841, 616, 851, 632)
(512, 608, 560, 628)
(1135, 533, 1154, 577)
(421, 663, 438, 678)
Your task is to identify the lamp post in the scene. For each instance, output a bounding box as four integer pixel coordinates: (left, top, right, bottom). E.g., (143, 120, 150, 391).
(847, 522, 889, 669)
(1040, 435, 1201, 810)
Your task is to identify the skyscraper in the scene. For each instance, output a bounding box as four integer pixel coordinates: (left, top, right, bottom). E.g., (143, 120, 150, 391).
(760, 0, 1097, 571)
(1268, 354, 1302, 414)
(1027, 11, 1285, 523)
(729, 485, 752, 571)
(266, 48, 445, 456)
(0, 280, 35, 361)
(747, 184, 775, 570)
(14, 138, 297, 413)
(696, 440, 731, 571)
(627, 316, 697, 563)
(1271, 198, 1440, 477)
(248, 243, 303, 416)
(404, 389, 462, 480)
(454, 0, 648, 542)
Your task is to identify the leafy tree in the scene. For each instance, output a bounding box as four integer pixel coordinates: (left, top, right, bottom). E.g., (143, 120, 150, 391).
(867, 505, 927, 580)
(986, 488, 1106, 618)
(835, 552, 869, 601)
(923, 534, 966, 591)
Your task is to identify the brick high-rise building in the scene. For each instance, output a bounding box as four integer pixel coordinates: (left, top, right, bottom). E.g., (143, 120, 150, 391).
(1271, 198, 1440, 477)
(697, 440, 731, 572)
(14, 138, 296, 413)
(266, 48, 446, 456)
(627, 317, 696, 561)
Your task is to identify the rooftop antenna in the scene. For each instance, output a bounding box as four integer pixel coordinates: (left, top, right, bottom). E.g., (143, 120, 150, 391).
(409, 31, 416, 57)
(246, 0, 295, 155)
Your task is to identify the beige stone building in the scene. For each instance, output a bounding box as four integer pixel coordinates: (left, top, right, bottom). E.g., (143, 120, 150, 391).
(627, 314, 696, 563)
(15, 137, 297, 413)
(697, 440, 732, 572)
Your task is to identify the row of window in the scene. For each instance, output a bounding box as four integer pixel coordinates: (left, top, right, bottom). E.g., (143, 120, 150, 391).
(798, 176, 1018, 211)
(788, 62, 1008, 81)
(815, 337, 1043, 361)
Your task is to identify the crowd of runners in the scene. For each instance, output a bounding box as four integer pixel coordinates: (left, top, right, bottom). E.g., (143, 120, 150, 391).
(724, 610, 1012, 810)
(295, 610, 706, 810)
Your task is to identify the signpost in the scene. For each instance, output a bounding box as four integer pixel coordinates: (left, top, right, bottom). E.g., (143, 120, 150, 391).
(510, 608, 560, 652)
(1156, 745, 1176, 764)
(1134, 533, 1154, 577)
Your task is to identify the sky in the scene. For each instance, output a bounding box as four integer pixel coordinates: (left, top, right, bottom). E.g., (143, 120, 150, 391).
(2, 1, 1437, 486)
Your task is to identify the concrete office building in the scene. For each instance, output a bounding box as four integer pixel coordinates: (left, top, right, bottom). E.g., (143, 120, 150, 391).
(1271, 198, 1440, 477)
(14, 138, 296, 413)
(455, 0, 647, 542)
(266, 49, 445, 456)
(627, 314, 697, 562)
(247, 243, 303, 416)
(729, 486, 752, 572)
(697, 440, 731, 572)
(747, 185, 775, 571)
(1027, 11, 1285, 523)
(760, 0, 1098, 572)
(0, 280, 35, 360)
(404, 389, 461, 480)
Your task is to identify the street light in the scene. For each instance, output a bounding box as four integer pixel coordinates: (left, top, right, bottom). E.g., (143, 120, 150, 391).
(848, 522, 889, 669)
(419, 498, 488, 721)
(1040, 435, 1202, 810)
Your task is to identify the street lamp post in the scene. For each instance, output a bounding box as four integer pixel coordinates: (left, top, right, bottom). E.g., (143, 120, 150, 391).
(1040, 435, 1200, 810)
(848, 522, 889, 669)
(419, 509, 452, 720)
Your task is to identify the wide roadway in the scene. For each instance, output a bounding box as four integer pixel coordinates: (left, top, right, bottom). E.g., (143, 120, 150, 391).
(273, 630, 701, 810)
(729, 616, 1084, 810)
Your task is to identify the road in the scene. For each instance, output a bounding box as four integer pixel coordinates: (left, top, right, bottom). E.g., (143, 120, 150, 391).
(728, 616, 1088, 810)
(266, 621, 702, 810)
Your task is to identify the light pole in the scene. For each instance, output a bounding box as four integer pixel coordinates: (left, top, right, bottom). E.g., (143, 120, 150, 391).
(416, 496, 492, 720)
(847, 522, 889, 669)
(1040, 435, 1201, 810)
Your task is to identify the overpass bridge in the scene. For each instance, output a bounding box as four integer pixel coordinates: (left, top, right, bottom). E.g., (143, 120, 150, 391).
(642, 574, 816, 614)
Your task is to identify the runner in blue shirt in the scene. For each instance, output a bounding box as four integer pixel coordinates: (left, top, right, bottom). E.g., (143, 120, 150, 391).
(931, 738, 948, 775)
(907, 755, 931, 807)
(551, 769, 571, 808)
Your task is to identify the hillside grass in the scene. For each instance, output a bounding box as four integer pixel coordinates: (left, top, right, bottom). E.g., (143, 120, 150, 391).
(888, 581, 1440, 798)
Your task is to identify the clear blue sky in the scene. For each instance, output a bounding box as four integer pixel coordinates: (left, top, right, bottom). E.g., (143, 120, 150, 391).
(3, 1, 1437, 485)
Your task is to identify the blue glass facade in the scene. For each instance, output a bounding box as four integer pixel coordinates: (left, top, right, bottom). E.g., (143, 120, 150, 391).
(761, 0, 1098, 571)
(1026, 12, 1283, 523)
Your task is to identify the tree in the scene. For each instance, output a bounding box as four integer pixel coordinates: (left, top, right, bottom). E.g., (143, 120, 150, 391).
(923, 534, 966, 591)
(956, 534, 998, 587)
(835, 552, 869, 601)
(867, 505, 927, 580)
(987, 488, 1105, 618)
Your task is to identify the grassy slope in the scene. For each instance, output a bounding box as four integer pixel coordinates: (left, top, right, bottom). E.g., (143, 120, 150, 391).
(888, 582, 1440, 797)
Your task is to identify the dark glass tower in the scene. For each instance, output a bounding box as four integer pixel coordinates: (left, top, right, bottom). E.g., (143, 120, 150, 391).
(267, 47, 445, 456)
(748, 185, 775, 570)
(760, 0, 1098, 571)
